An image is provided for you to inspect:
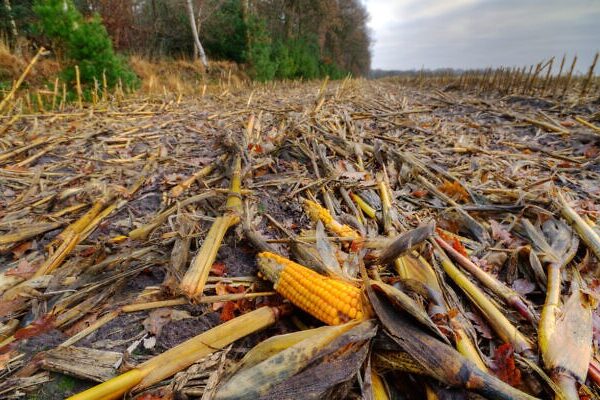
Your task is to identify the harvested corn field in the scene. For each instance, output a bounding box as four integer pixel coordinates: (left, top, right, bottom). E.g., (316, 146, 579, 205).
(1, 77, 600, 400)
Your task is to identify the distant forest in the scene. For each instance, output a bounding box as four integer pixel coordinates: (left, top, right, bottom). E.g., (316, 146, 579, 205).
(1, 0, 372, 81)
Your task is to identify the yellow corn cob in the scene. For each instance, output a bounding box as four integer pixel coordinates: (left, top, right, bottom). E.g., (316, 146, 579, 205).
(257, 252, 364, 325)
(303, 199, 361, 240)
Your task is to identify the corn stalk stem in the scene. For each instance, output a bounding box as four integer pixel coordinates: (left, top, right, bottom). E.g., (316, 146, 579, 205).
(435, 236, 535, 322)
(433, 241, 533, 354)
(180, 156, 242, 298)
(0, 47, 46, 114)
(67, 306, 279, 400)
(558, 191, 600, 260)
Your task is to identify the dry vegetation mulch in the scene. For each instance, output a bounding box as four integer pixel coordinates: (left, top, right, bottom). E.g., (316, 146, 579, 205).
(0, 78, 600, 399)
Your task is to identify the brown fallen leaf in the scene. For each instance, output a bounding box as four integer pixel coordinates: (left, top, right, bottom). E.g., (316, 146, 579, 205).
(5, 259, 37, 279)
(143, 308, 173, 337)
(492, 343, 522, 387)
(11, 241, 33, 259)
(438, 181, 469, 202)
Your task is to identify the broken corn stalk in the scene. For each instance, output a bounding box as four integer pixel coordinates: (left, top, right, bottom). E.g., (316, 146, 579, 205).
(180, 156, 243, 298)
(257, 251, 365, 325)
(0, 222, 64, 247)
(67, 306, 280, 400)
(32, 231, 79, 278)
(557, 190, 600, 260)
(56, 197, 109, 243)
(304, 199, 361, 240)
(394, 252, 487, 371)
(433, 240, 533, 354)
(351, 192, 377, 219)
(435, 236, 535, 323)
(169, 154, 227, 198)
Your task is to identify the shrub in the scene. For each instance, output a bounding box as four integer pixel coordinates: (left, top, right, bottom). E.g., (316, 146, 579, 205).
(33, 0, 137, 89)
(245, 16, 276, 81)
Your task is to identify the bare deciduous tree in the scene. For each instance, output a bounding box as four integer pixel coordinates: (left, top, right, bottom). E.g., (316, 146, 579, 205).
(186, 0, 208, 68)
(3, 0, 21, 54)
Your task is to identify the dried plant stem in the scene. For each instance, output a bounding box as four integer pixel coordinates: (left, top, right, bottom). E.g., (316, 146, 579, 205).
(75, 65, 83, 109)
(67, 306, 279, 400)
(0, 47, 46, 114)
(169, 154, 226, 198)
(433, 240, 533, 354)
(180, 156, 243, 298)
(435, 236, 535, 322)
(558, 191, 600, 260)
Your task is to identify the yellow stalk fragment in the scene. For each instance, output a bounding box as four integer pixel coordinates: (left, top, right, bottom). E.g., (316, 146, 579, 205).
(60, 310, 120, 348)
(67, 306, 279, 400)
(33, 231, 80, 278)
(57, 198, 108, 242)
(79, 201, 121, 242)
(67, 369, 145, 400)
(0, 47, 46, 114)
(434, 241, 533, 354)
(169, 154, 226, 198)
(180, 157, 243, 298)
(454, 326, 488, 372)
(574, 116, 600, 132)
(558, 190, 600, 260)
(371, 371, 390, 400)
(351, 193, 377, 219)
(0, 222, 63, 246)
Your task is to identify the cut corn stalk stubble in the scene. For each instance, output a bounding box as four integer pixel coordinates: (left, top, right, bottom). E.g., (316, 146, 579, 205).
(180, 156, 243, 298)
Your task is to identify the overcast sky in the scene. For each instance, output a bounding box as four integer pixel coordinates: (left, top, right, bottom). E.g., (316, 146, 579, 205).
(364, 0, 600, 72)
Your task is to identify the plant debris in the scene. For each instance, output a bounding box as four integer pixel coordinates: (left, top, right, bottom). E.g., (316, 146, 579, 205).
(1, 75, 600, 399)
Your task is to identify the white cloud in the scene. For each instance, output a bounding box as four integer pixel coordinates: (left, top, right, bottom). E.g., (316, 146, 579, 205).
(365, 0, 600, 70)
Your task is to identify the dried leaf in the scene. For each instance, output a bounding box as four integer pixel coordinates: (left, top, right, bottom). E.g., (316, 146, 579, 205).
(143, 308, 173, 337)
(490, 220, 513, 244)
(14, 315, 56, 340)
(220, 301, 237, 322)
(512, 279, 536, 296)
(11, 241, 33, 259)
(438, 181, 469, 202)
(411, 189, 428, 198)
(211, 262, 227, 276)
(5, 259, 37, 279)
(465, 311, 493, 340)
(492, 343, 522, 387)
(0, 351, 17, 370)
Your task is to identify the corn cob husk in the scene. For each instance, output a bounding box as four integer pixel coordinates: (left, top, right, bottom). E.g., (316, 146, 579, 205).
(371, 371, 390, 400)
(215, 320, 375, 400)
(376, 176, 486, 370)
(368, 284, 538, 400)
(541, 290, 593, 400)
(303, 199, 361, 240)
(67, 306, 280, 400)
(257, 251, 366, 325)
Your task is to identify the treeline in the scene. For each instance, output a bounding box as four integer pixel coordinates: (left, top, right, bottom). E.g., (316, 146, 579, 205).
(1, 0, 371, 82)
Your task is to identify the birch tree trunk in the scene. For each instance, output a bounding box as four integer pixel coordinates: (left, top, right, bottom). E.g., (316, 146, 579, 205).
(3, 0, 21, 54)
(185, 0, 208, 68)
